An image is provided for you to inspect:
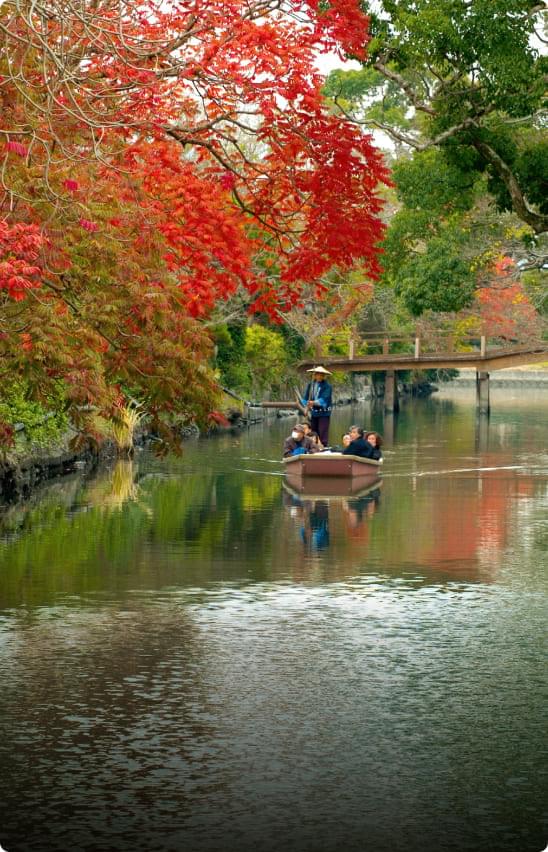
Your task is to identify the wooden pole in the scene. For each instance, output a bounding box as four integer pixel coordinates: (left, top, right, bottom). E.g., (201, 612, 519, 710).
(480, 335, 486, 357)
(383, 412, 395, 445)
(349, 337, 355, 360)
(476, 370, 490, 415)
(259, 401, 301, 410)
(414, 336, 421, 359)
(384, 370, 399, 412)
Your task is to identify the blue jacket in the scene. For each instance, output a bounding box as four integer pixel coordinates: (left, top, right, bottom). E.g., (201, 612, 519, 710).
(302, 380, 333, 417)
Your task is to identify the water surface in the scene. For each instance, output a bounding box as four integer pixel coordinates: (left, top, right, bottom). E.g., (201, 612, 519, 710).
(1, 389, 547, 852)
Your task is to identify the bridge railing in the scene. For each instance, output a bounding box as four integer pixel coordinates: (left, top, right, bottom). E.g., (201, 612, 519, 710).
(346, 332, 530, 361)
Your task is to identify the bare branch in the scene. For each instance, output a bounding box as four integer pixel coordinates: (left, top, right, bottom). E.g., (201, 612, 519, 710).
(372, 60, 436, 115)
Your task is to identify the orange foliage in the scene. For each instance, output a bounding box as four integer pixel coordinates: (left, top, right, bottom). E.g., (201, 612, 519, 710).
(474, 257, 541, 341)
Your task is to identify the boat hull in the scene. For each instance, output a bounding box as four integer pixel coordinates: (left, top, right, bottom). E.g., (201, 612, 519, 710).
(283, 452, 381, 478)
(284, 474, 382, 498)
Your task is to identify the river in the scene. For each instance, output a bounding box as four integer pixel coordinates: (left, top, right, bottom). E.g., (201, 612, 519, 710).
(0, 387, 547, 852)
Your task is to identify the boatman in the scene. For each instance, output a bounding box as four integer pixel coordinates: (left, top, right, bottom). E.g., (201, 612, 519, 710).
(301, 366, 333, 446)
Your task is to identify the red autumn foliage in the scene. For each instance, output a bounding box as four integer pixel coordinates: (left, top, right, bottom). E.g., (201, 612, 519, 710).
(475, 257, 542, 341)
(0, 0, 388, 440)
(0, 220, 43, 300)
(6, 141, 27, 157)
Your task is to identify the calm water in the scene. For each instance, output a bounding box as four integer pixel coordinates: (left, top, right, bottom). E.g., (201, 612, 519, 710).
(0, 389, 547, 852)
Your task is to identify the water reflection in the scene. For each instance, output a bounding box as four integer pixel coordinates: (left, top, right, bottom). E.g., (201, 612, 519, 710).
(282, 480, 382, 556)
(0, 395, 547, 852)
(85, 458, 140, 510)
(0, 411, 548, 599)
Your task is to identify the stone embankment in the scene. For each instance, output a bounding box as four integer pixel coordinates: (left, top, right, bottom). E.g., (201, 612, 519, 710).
(450, 368, 548, 386)
(0, 444, 99, 504)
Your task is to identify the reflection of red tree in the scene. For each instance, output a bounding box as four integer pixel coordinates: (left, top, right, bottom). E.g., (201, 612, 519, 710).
(343, 501, 375, 541)
(345, 522, 370, 542)
(419, 460, 525, 576)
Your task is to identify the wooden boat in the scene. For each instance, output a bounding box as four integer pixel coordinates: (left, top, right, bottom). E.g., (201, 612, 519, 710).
(283, 474, 382, 499)
(283, 451, 382, 478)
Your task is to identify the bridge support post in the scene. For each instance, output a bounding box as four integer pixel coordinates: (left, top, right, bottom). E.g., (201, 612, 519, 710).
(384, 370, 399, 413)
(383, 412, 395, 445)
(476, 370, 490, 415)
(475, 410, 490, 452)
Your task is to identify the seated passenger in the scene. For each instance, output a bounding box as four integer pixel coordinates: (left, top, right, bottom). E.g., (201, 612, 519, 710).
(303, 422, 324, 450)
(364, 431, 383, 461)
(342, 425, 377, 459)
(341, 425, 359, 450)
(283, 424, 318, 457)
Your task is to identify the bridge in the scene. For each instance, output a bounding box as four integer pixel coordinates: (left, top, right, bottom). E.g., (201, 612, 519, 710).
(298, 333, 548, 414)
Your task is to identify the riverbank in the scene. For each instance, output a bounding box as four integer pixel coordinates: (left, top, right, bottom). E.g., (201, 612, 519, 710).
(0, 439, 108, 505)
(0, 373, 437, 505)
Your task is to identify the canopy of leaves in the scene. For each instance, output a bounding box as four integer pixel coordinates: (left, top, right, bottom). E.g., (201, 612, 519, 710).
(396, 238, 477, 315)
(0, 0, 389, 445)
(324, 2, 547, 328)
(325, 0, 548, 236)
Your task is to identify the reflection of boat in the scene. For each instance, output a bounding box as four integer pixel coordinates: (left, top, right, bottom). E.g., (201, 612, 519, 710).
(283, 475, 383, 499)
(283, 452, 381, 478)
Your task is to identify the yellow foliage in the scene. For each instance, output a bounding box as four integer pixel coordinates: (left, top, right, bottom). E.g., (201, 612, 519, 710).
(452, 316, 480, 350)
(109, 403, 144, 454)
(84, 460, 139, 510)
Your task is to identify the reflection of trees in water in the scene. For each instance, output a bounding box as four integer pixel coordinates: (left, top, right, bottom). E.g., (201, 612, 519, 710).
(2, 435, 547, 605)
(0, 605, 225, 851)
(84, 459, 140, 511)
(280, 467, 548, 584)
(0, 464, 285, 606)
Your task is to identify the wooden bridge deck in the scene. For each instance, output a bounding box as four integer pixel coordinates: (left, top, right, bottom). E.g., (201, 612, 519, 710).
(299, 344, 548, 373)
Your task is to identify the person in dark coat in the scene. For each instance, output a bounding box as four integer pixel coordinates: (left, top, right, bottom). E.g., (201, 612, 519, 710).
(283, 424, 318, 458)
(301, 366, 333, 446)
(364, 431, 383, 461)
(342, 426, 377, 459)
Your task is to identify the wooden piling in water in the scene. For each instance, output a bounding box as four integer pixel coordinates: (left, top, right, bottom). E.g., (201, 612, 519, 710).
(476, 370, 490, 415)
(384, 370, 399, 413)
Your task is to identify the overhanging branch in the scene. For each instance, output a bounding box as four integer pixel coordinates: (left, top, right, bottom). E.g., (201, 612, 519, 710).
(473, 139, 548, 235)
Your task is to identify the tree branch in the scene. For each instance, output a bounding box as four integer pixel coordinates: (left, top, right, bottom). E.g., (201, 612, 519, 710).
(473, 139, 548, 235)
(372, 60, 436, 115)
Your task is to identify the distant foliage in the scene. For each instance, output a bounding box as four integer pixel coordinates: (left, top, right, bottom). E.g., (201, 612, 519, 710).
(0, 382, 68, 449)
(214, 323, 252, 394)
(323, 0, 547, 338)
(473, 257, 543, 342)
(244, 326, 289, 398)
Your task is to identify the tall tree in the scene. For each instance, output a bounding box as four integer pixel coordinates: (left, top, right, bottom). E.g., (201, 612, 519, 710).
(325, 0, 547, 237)
(324, 1, 547, 321)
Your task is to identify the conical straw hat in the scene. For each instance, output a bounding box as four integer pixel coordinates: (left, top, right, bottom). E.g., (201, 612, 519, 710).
(306, 365, 332, 374)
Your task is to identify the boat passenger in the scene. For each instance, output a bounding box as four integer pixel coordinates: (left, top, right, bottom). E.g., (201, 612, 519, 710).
(302, 422, 324, 450)
(342, 426, 378, 459)
(301, 366, 333, 446)
(341, 425, 359, 450)
(283, 424, 318, 458)
(364, 431, 383, 461)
